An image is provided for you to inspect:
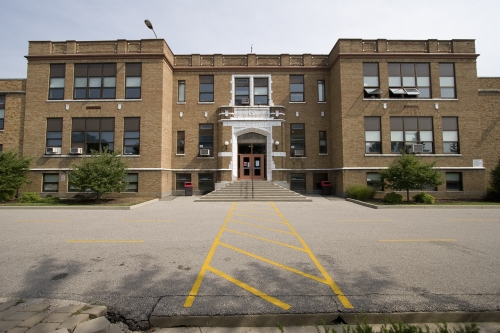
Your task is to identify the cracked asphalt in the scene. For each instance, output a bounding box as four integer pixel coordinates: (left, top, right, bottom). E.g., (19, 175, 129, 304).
(1, 195, 499, 330)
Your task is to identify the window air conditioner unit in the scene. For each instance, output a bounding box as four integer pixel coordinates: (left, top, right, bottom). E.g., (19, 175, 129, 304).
(241, 98, 250, 105)
(407, 144, 424, 153)
(294, 149, 304, 156)
(200, 148, 211, 156)
(45, 147, 61, 155)
(70, 148, 83, 155)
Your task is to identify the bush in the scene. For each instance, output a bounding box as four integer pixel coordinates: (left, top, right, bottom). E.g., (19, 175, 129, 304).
(18, 192, 42, 203)
(347, 184, 376, 201)
(0, 191, 14, 202)
(413, 192, 435, 204)
(383, 192, 403, 204)
(486, 186, 500, 202)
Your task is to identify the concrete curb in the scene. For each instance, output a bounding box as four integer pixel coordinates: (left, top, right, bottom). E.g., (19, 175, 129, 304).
(0, 198, 159, 210)
(341, 311, 500, 324)
(346, 198, 500, 209)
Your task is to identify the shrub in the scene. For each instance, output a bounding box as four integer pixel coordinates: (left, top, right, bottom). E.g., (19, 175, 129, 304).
(0, 191, 14, 202)
(383, 192, 403, 204)
(486, 186, 500, 202)
(347, 184, 376, 201)
(18, 192, 42, 203)
(413, 192, 435, 204)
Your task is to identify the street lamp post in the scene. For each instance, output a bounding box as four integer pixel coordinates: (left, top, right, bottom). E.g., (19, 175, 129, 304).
(144, 19, 157, 38)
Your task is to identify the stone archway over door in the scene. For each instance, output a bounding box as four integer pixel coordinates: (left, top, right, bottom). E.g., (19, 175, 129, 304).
(237, 132, 266, 180)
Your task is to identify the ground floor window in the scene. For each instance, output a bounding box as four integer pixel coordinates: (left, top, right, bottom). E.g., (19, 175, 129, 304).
(446, 172, 462, 191)
(290, 173, 306, 191)
(313, 173, 328, 190)
(199, 173, 214, 193)
(43, 174, 59, 192)
(124, 173, 138, 192)
(176, 173, 191, 190)
(366, 172, 383, 191)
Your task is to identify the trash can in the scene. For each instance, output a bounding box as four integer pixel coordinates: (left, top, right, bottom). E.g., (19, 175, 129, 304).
(184, 182, 193, 196)
(321, 181, 331, 196)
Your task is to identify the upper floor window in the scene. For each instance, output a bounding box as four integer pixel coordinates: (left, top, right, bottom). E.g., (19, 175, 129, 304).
(199, 124, 213, 156)
(177, 131, 185, 154)
(125, 63, 141, 99)
(46, 118, 63, 150)
(178, 80, 186, 102)
(388, 63, 430, 98)
(319, 131, 327, 154)
(290, 123, 305, 157)
(254, 78, 268, 105)
(74, 64, 116, 99)
(365, 117, 381, 153)
(232, 76, 269, 106)
(49, 64, 65, 100)
(363, 63, 381, 98)
(123, 117, 140, 155)
(0, 95, 4, 130)
(71, 117, 114, 154)
(290, 75, 304, 102)
(439, 63, 456, 98)
(199, 75, 214, 102)
(235, 78, 250, 105)
(318, 80, 325, 102)
(442, 117, 459, 154)
(390, 117, 433, 153)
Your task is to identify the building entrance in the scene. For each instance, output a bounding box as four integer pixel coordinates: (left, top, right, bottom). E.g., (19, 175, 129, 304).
(237, 133, 267, 181)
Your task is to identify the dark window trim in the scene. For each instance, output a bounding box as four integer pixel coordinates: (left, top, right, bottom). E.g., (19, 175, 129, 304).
(290, 75, 304, 102)
(123, 117, 140, 155)
(290, 123, 306, 157)
(71, 117, 115, 154)
(199, 75, 214, 102)
(49, 64, 65, 100)
(74, 63, 117, 100)
(125, 63, 142, 99)
(43, 173, 59, 192)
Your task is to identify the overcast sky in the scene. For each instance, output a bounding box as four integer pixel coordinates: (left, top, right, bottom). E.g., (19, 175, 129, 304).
(2, 0, 499, 78)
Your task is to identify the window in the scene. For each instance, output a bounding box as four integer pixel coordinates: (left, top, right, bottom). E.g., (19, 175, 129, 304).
(0, 95, 4, 130)
(43, 174, 59, 192)
(318, 80, 325, 102)
(254, 78, 268, 105)
(71, 118, 114, 153)
(365, 117, 381, 153)
(199, 75, 214, 102)
(363, 63, 381, 98)
(367, 172, 383, 191)
(176, 173, 191, 190)
(235, 78, 249, 105)
(49, 64, 65, 100)
(290, 124, 305, 157)
(178, 80, 186, 102)
(233, 76, 269, 106)
(124, 173, 138, 192)
(439, 63, 456, 98)
(198, 124, 213, 156)
(46, 118, 63, 149)
(290, 75, 304, 102)
(442, 117, 459, 154)
(388, 63, 430, 98)
(446, 172, 462, 191)
(125, 63, 141, 99)
(199, 173, 214, 193)
(290, 173, 306, 191)
(177, 131, 185, 154)
(313, 173, 328, 190)
(319, 131, 327, 154)
(390, 117, 433, 153)
(123, 118, 140, 155)
(74, 64, 116, 99)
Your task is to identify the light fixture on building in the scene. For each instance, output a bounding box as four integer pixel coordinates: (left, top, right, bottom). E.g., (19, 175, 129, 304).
(224, 141, 229, 150)
(275, 141, 279, 149)
(383, 103, 387, 109)
(204, 111, 208, 118)
(435, 103, 439, 110)
(65, 104, 69, 111)
(296, 112, 299, 117)
(179, 111, 183, 117)
(117, 103, 122, 110)
(321, 111, 325, 117)
(144, 20, 157, 38)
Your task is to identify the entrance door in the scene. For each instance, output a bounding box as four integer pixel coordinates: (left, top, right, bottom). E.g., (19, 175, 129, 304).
(239, 154, 265, 180)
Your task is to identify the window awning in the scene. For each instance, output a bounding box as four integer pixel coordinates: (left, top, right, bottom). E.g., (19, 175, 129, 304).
(390, 88, 406, 95)
(404, 88, 420, 95)
(364, 88, 383, 94)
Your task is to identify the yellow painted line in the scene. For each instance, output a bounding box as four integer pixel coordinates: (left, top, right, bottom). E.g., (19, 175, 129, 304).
(447, 219, 499, 222)
(379, 239, 456, 242)
(184, 202, 236, 308)
(232, 213, 285, 224)
(271, 202, 354, 309)
(338, 220, 393, 223)
(122, 220, 175, 222)
(67, 240, 144, 243)
(207, 266, 291, 310)
(234, 208, 281, 217)
(220, 242, 326, 284)
(229, 220, 294, 234)
(17, 220, 69, 223)
(225, 229, 307, 252)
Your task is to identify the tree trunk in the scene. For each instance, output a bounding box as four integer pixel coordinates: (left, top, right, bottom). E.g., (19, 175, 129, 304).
(406, 189, 410, 202)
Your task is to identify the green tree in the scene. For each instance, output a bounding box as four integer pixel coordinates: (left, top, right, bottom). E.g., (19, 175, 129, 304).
(69, 149, 128, 201)
(0, 150, 32, 201)
(379, 151, 442, 202)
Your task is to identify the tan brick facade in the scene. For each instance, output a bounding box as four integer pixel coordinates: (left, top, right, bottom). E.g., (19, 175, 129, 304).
(1, 38, 498, 199)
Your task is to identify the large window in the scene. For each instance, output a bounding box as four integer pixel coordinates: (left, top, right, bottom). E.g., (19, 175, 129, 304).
(0, 95, 4, 130)
(233, 76, 269, 106)
(124, 173, 138, 192)
(235, 78, 250, 105)
(71, 118, 115, 153)
(199, 173, 214, 193)
(290, 124, 305, 157)
(74, 64, 116, 99)
(290, 75, 304, 102)
(125, 63, 141, 99)
(363, 63, 381, 98)
(123, 117, 140, 155)
(439, 63, 456, 98)
(388, 63, 430, 98)
(319, 131, 327, 154)
(199, 75, 214, 102)
(290, 173, 306, 191)
(254, 78, 269, 105)
(318, 80, 325, 102)
(178, 80, 186, 102)
(365, 117, 381, 153)
(46, 118, 63, 149)
(367, 172, 383, 191)
(49, 64, 65, 100)
(390, 117, 433, 153)
(176, 173, 191, 190)
(199, 124, 213, 156)
(177, 131, 185, 154)
(442, 117, 459, 154)
(43, 174, 59, 192)
(446, 172, 462, 191)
